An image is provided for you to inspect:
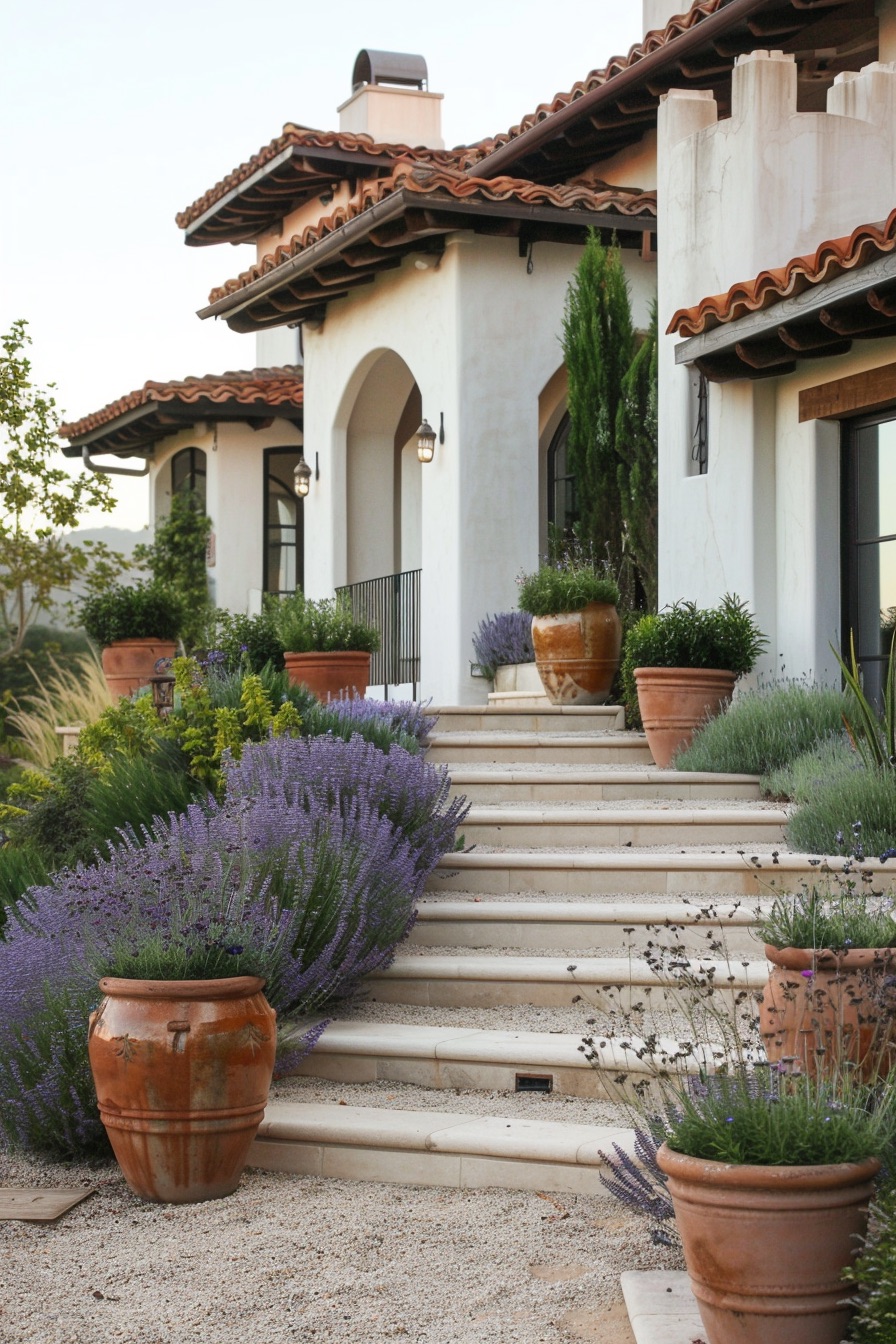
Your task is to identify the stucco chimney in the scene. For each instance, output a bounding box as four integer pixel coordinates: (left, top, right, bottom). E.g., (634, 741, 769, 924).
(338, 49, 444, 149)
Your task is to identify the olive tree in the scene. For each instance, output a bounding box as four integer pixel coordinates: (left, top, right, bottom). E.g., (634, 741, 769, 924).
(0, 320, 127, 659)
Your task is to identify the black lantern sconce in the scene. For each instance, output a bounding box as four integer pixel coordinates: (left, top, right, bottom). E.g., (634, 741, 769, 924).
(416, 412, 445, 464)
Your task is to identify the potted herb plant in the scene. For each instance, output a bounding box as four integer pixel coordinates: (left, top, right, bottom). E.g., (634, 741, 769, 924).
(517, 553, 621, 706)
(756, 874, 896, 1081)
(471, 610, 539, 695)
(86, 861, 285, 1205)
(273, 592, 380, 700)
(622, 595, 766, 767)
(655, 1066, 894, 1344)
(80, 581, 181, 699)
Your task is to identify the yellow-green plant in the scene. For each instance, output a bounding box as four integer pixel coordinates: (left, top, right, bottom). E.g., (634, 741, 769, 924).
(5, 651, 110, 768)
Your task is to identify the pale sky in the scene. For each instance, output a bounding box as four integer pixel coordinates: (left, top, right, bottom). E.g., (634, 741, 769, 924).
(2, 0, 645, 530)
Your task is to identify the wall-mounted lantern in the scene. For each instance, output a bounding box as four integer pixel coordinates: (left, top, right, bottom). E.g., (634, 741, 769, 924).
(294, 453, 313, 497)
(416, 413, 444, 464)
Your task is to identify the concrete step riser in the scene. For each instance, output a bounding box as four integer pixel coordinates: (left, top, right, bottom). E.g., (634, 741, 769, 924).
(250, 1104, 634, 1195)
(408, 919, 760, 956)
(429, 742, 654, 765)
(461, 818, 786, 846)
(431, 708, 625, 734)
(450, 780, 761, 802)
(296, 1052, 631, 1100)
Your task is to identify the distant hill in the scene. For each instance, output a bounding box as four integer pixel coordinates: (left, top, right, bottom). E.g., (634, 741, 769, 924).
(51, 526, 150, 628)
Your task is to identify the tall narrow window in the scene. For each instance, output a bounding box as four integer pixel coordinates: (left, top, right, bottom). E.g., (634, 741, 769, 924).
(170, 447, 207, 505)
(842, 412, 896, 707)
(547, 413, 579, 542)
(264, 448, 304, 595)
(689, 369, 709, 476)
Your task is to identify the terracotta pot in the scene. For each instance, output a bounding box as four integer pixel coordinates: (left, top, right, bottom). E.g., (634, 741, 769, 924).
(634, 666, 736, 768)
(530, 602, 621, 706)
(759, 944, 896, 1082)
(88, 975, 277, 1204)
(101, 639, 177, 700)
(283, 650, 371, 700)
(657, 1142, 879, 1344)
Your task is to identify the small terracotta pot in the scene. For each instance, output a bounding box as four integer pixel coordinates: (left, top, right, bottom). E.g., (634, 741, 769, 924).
(657, 1142, 879, 1344)
(101, 639, 177, 699)
(283, 650, 371, 701)
(759, 943, 896, 1082)
(634, 666, 736, 767)
(88, 976, 277, 1204)
(531, 602, 622, 706)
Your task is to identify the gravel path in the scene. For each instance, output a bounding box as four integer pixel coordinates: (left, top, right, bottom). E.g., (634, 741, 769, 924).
(0, 1140, 680, 1344)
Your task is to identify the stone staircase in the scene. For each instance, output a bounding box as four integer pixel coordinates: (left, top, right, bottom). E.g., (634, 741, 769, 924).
(248, 703, 886, 1195)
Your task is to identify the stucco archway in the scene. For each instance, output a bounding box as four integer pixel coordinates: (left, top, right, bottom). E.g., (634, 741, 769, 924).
(343, 350, 422, 585)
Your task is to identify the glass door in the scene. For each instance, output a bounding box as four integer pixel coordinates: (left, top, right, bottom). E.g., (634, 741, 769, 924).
(842, 414, 896, 707)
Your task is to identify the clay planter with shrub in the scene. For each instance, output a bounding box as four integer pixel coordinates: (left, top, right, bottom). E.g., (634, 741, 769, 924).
(759, 944, 896, 1082)
(80, 582, 181, 699)
(657, 1143, 879, 1344)
(88, 975, 276, 1204)
(518, 562, 621, 706)
(274, 592, 379, 701)
(622, 595, 766, 766)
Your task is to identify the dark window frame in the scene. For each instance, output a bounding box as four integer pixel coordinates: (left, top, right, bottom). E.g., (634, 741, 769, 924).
(841, 408, 896, 704)
(263, 446, 304, 596)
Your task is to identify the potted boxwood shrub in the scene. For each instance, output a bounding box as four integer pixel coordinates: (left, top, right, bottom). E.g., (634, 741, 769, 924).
(80, 582, 181, 699)
(517, 556, 621, 706)
(622, 595, 766, 767)
(273, 592, 380, 700)
(756, 876, 896, 1082)
(655, 1065, 895, 1344)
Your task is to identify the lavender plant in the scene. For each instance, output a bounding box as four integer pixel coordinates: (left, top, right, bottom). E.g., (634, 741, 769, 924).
(471, 611, 535, 681)
(0, 733, 467, 1157)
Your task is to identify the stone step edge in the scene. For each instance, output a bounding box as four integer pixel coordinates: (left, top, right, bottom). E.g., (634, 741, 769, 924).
(621, 1272, 700, 1344)
(428, 732, 646, 746)
(294, 1020, 718, 1076)
(251, 1104, 637, 1194)
(415, 898, 759, 925)
(436, 851, 862, 873)
(375, 953, 766, 989)
(432, 705, 624, 717)
(448, 769, 760, 784)
(463, 807, 788, 824)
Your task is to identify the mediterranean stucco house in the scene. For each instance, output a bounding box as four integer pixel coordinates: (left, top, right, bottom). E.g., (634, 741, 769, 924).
(61, 0, 896, 707)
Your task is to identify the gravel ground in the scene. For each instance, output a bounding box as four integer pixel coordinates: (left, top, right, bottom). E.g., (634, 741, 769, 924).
(0, 1135, 680, 1344)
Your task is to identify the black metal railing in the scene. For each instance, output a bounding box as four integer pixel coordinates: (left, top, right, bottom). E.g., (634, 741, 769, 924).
(336, 568, 421, 698)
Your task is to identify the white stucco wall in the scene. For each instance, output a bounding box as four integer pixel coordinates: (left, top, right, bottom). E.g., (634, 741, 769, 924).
(302, 232, 654, 704)
(150, 416, 303, 617)
(657, 54, 896, 684)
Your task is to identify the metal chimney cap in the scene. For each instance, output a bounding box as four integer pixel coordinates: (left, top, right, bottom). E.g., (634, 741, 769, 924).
(351, 50, 428, 93)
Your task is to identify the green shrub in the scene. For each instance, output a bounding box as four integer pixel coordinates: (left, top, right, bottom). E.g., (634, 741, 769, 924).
(208, 607, 284, 673)
(274, 592, 380, 654)
(0, 845, 49, 929)
(787, 767, 896, 856)
(763, 734, 861, 802)
(517, 560, 619, 617)
(848, 1182, 896, 1342)
(80, 581, 181, 648)
(675, 682, 849, 776)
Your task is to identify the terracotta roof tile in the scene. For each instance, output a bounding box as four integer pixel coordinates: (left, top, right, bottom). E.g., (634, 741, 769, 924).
(176, 125, 464, 230)
(59, 367, 303, 440)
(462, 0, 724, 167)
(668, 209, 896, 337)
(207, 165, 656, 303)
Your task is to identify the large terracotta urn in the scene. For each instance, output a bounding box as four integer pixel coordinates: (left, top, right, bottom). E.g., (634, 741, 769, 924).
(634, 666, 736, 767)
(101, 639, 177, 700)
(759, 944, 896, 1082)
(88, 975, 277, 1204)
(657, 1142, 879, 1344)
(530, 602, 621, 706)
(283, 650, 371, 700)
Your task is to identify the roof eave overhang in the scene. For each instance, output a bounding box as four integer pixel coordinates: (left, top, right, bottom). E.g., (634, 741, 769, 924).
(61, 396, 303, 457)
(183, 142, 408, 246)
(673, 249, 896, 381)
(472, 0, 862, 181)
(199, 186, 656, 332)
